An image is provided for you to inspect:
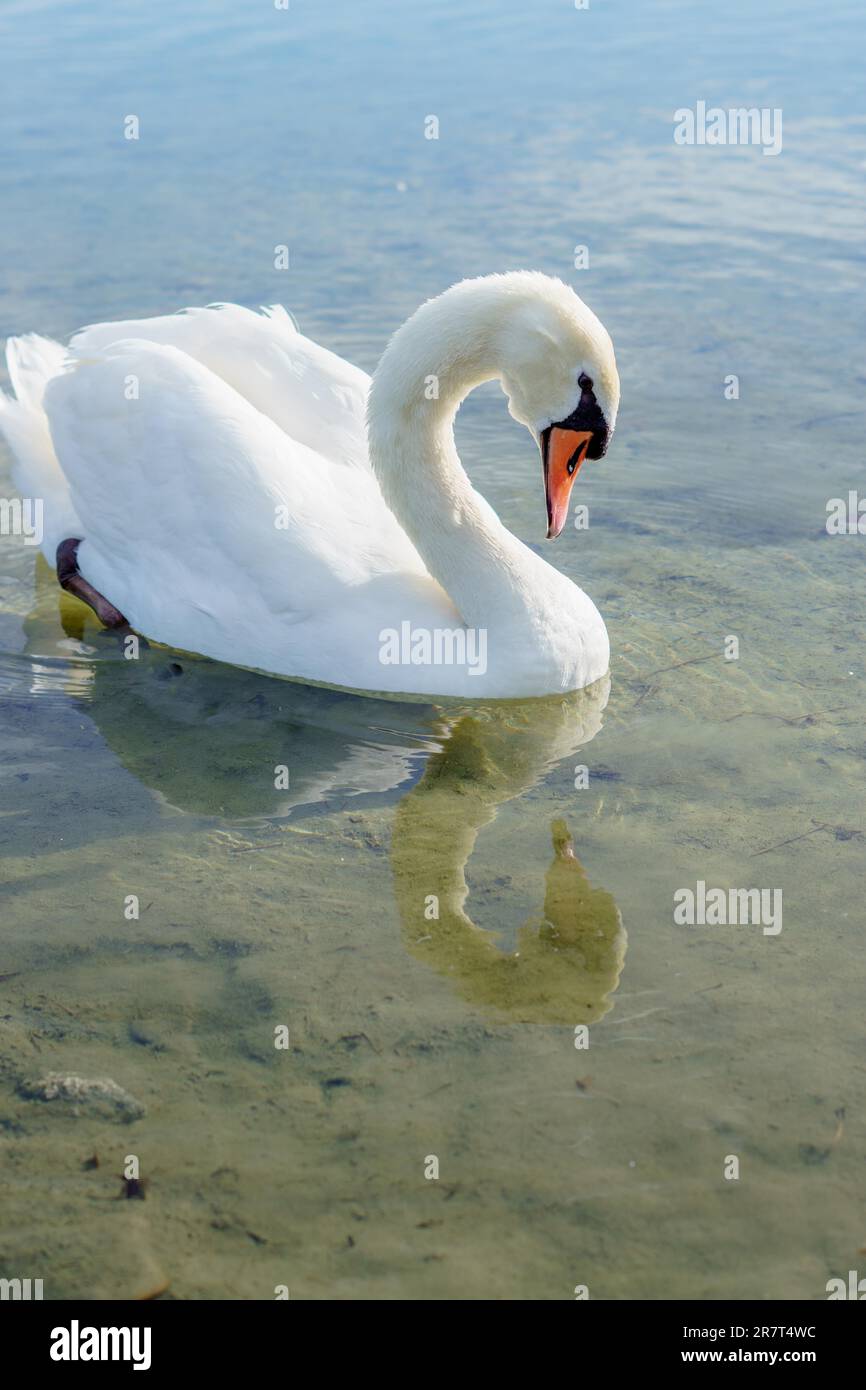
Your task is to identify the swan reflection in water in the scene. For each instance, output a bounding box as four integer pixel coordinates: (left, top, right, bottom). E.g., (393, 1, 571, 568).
(21, 564, 626, 1025)
(391, 712, 625, 1024)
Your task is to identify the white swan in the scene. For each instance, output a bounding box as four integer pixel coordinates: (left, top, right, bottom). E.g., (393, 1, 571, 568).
(0, 272, 619, 698)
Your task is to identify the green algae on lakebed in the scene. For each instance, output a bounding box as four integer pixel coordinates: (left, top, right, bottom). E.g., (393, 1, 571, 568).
(1, 529, 864, 1299)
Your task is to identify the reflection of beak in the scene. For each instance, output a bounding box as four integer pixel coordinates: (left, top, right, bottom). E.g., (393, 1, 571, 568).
(540, 426, 594, 539)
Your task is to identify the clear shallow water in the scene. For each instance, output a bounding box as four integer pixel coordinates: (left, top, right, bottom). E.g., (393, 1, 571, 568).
(1, 0, 865, 1299)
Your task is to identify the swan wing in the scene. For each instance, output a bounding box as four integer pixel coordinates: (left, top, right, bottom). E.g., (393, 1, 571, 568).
(70, 303, 370, 470)
(42, 339, 438, 676)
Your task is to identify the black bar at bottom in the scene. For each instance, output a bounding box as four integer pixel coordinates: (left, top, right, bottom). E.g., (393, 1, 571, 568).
(5, 1297, 861, 1374)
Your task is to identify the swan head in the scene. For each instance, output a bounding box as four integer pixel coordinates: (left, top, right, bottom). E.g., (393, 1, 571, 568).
(369, 271, 619, 542)
(491, 272, 620, 539)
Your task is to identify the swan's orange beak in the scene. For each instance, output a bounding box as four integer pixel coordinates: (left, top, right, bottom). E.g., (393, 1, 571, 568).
(541, 427, 593, 539)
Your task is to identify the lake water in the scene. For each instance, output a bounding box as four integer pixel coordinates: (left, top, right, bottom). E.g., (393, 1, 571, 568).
(1, 0, 864, 1300)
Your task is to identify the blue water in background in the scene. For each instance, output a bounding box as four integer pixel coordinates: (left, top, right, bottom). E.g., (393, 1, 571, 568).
(2, 0, 863, 543)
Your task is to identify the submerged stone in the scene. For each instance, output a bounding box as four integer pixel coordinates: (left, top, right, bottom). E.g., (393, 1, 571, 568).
(17, 1072, 145, 1123)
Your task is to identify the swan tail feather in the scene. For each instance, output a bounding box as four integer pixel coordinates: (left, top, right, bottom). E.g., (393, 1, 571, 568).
(0, 334, 81, 560)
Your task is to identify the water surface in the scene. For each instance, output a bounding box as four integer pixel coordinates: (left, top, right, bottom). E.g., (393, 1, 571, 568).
(1, 0, 864, 1299)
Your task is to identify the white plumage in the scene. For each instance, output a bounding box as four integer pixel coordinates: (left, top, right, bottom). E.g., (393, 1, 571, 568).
(0, 272, 619, 697)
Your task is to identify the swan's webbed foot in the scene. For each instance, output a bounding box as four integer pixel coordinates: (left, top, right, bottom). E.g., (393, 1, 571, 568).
(56, 538, 129, 629)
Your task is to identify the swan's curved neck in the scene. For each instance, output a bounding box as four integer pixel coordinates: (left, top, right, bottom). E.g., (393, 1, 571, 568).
(367, 284, 545, 630)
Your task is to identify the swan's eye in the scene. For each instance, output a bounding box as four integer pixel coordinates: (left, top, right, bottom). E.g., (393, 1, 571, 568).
(578, 372, 593, 393)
